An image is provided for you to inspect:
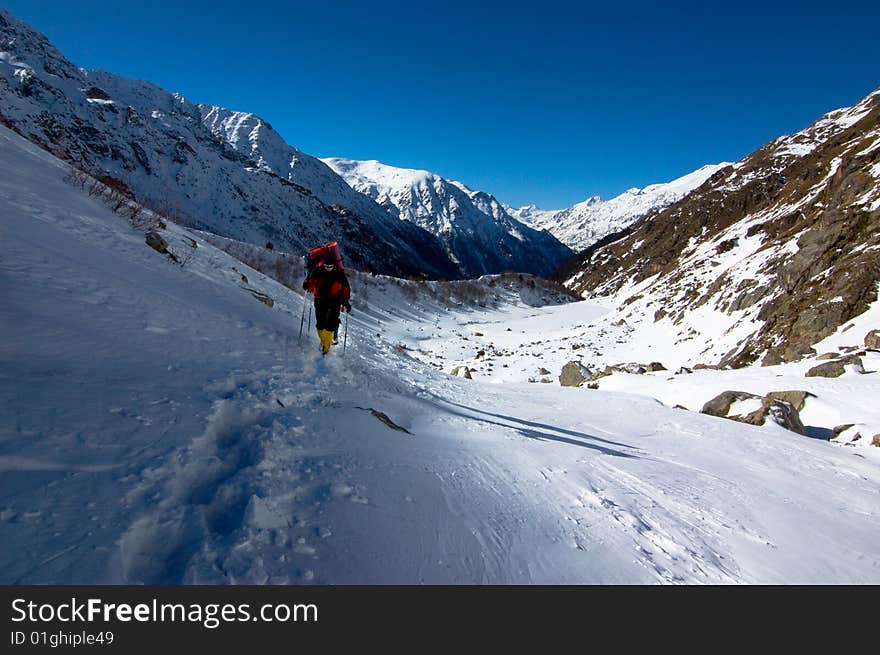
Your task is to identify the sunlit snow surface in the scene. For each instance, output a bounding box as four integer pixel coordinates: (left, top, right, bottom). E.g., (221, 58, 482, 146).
(1, 126, 879, 585)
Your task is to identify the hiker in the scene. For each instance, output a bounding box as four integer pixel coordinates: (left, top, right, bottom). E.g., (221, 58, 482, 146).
(303, 256, 351, 354)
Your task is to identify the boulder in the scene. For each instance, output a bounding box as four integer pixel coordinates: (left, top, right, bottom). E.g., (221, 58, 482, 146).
(873, 435, 880, 448)
(701, 391, 806, 435)
(702, 391, 761, 418)
(451, 366, 472, 379)
(865, 330, 880, 349)
(646, 362, 667, 372)
(145, 231, 169, 254)
(676, 367, 693, 375)
(815, 352, 839, 361)
(559, 361, 590, 387)
(538, 367, 551, 376)
(806, 360, 846, 378)
(765, 390, 816, 412)
(762, 400, 806, 435)
(807, 355, 865, 377)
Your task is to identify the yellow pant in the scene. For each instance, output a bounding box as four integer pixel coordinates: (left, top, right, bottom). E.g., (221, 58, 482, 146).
(318, 329, 334, 354)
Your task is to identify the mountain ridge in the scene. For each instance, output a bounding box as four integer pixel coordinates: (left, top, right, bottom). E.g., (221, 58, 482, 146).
(506, 163, 731, 251)
(0, 7, 459, 279)
(560, 87, 880, 368)
(322, 157, 573, 277)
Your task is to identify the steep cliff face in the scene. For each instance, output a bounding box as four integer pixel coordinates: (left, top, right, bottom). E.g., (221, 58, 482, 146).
(0, 9, 458, 279)
(561, 89, 880, 367)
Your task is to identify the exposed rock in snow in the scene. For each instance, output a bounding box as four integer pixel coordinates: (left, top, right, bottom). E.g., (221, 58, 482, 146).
(559, 361, 590, 387)
(806, 357, 864, 377)
(701, 391, 806, 435)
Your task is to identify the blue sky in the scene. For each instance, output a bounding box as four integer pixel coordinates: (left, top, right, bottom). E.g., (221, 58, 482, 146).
(5, 0, 879, 208)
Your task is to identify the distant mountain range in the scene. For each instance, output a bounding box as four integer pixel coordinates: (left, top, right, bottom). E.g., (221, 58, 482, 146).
(506, 164, 730, 251)
(322, 158, 572, 277)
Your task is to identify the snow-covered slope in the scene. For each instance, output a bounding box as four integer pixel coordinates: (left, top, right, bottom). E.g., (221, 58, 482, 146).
(322, 158, 573, 277)
(0, 8, 457, 279)
(507, 164, 730, 251)
(2, 123, 879, 584)
(563, 88, 880, 368)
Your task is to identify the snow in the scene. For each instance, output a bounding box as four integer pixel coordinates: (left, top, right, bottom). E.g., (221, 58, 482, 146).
(2, 125, 880, 585)
(508, 163, 731, 251)
(774, 141, 816, 157)
(321, 157, 572, 277)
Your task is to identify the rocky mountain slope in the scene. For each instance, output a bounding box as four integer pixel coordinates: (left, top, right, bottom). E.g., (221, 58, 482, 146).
(0, 8, 457, 279)
(560, 88, 880, 368)
(507, 163, 729, 252)
(322, 158, 573, 277)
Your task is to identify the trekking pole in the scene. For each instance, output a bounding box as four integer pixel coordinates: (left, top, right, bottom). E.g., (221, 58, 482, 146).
(298, 297, 307, 341)
(343, 310, 349, 354)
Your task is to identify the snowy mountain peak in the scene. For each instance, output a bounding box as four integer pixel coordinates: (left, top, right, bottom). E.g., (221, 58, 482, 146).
(0, 9, 459, 279)
(571, 195, 604, 209)
(510, 163, 730, 252)
(323, 157, 573, 277)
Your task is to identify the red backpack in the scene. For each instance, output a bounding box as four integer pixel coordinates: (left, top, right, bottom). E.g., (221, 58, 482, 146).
(307, 241, 344, 271)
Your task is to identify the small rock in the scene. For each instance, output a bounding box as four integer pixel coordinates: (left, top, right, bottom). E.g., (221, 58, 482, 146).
(831, 424, 855, 440)
(863, 331, 880, 349)
(246, 289, 274, 307)
(676, 367, 693, 375)
(451, 366, 472, 379)
(589, 366, 616, 381)
(815, 352, 839, 360)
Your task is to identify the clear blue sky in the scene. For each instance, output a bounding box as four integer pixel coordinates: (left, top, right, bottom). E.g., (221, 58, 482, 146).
(5, 0, 879, 208)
